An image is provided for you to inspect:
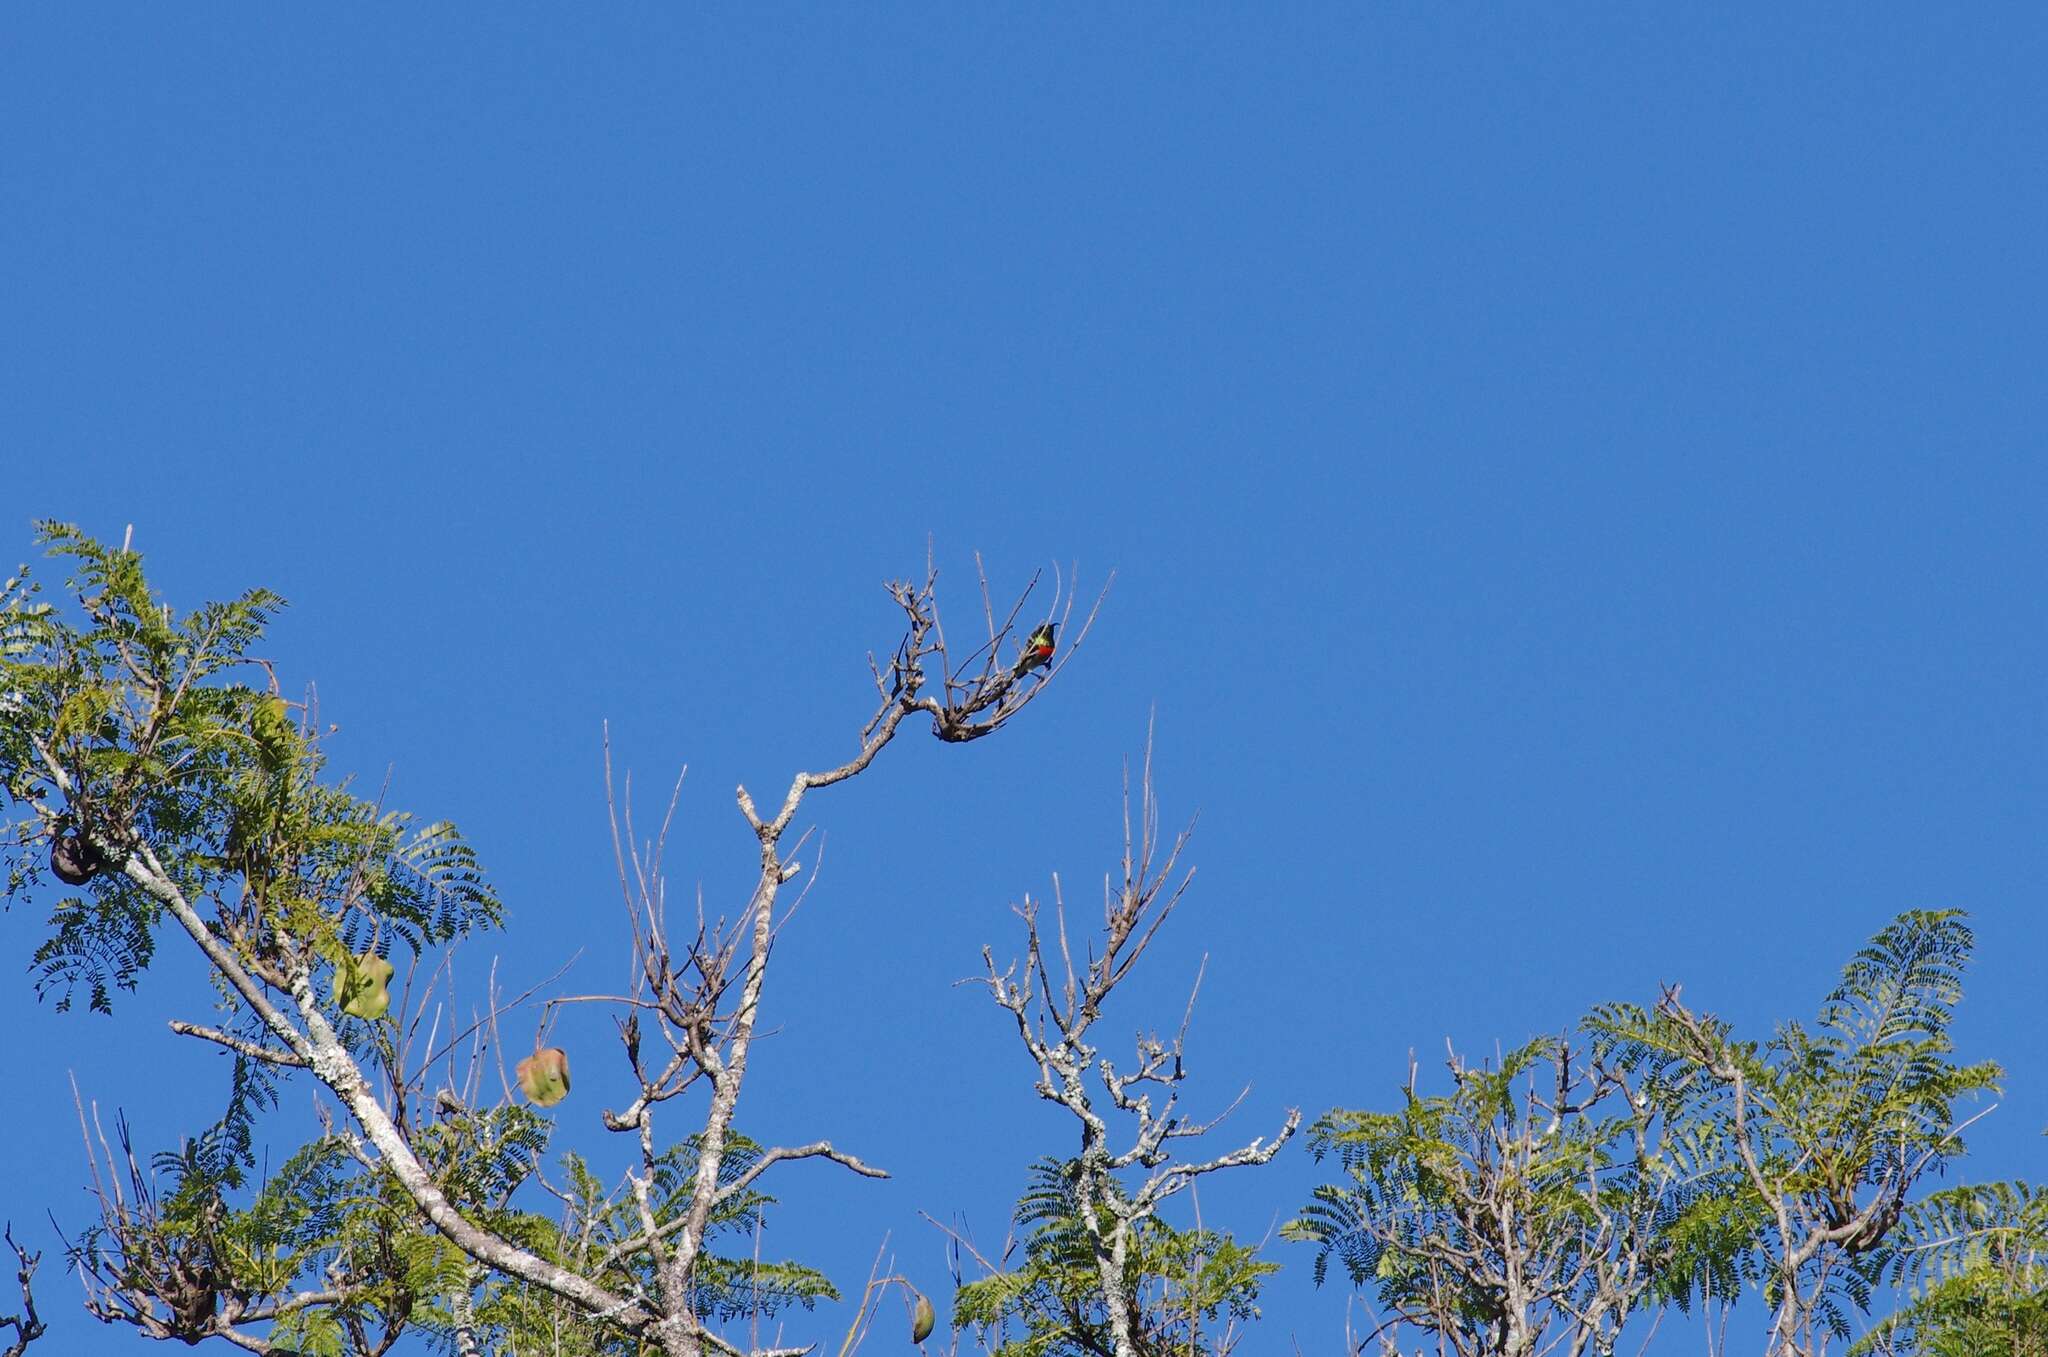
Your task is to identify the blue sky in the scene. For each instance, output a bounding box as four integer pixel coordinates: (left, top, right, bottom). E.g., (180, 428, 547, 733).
(4, 7, 2045, 1353)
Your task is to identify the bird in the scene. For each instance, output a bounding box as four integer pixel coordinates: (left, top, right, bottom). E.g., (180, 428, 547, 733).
(1011, 622, 1057, 678)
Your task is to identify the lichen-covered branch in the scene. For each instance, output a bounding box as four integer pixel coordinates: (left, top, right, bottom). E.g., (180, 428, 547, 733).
(977, 734, 1297, 1357)
(1, 1226, 45, 1357)
(590, 558, 1102, 1357)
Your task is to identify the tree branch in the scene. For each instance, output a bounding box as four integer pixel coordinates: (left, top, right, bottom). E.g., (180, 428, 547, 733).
(1, 1226, 45, 1357)
(714, 1141, 888, 1207)
(166, 1021, 310, 1068)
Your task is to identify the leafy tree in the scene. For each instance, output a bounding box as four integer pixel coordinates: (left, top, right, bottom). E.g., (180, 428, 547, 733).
(1294, 911, 2002, 1357)
(2, 523, 1102, 1357)
(1285, 1031, 1720, 1357)
(953, 1158, 1274, 1357)
(1591, 909, 2000, 1357)
(1854, 1177, 2048, 1357)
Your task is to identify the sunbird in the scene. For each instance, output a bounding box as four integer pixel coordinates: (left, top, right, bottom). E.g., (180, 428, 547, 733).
(1012, 622, 1057, 678)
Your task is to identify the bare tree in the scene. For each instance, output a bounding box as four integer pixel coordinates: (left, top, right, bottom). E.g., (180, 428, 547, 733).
(579, 556, 1106, 1356)
(969, 736, 1299, 1357)
(1, 1226, 45, 1357)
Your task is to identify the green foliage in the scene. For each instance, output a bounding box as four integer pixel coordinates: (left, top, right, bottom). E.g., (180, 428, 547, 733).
(417, 1135, 843, 1357)
(956, 1158, 1274, 1357)
(328, 1104, 562, 1352)
(610, 1133, 838, 1325)
(1290, 1039, 1553, 1283)
(66, 1097, 571, 1350)
(8, 528, 858, 1356)
(1589, 910, 2001, 1348)
(4, 528, 534, 1351)
(1291, 913, 2002, 1357)
(1853, 1179, 2048, 1356)
(1286, 1034, 1708, 1357)
(1652, 1175, 1770, 1316)
(71, 1118, 362, 1345)
(2, 523, 501, 1017)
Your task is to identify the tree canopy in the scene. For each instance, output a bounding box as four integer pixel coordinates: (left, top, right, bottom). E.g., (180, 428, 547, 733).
(1, 525, 2039, 1357)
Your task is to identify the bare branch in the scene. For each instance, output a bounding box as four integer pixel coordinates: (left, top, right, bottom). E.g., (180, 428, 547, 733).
(1, 1226, 45, 1357)
(714, 1141, 889, 1207)
(977, 731, 1293, 1357)
(166, 1021, 310, 1068)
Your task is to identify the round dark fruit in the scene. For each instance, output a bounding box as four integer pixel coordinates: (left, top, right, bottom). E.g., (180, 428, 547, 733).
(51, 833, 99, 885)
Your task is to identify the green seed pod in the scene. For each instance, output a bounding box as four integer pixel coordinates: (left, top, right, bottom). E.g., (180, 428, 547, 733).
(334, 952, 396, 1020)
(517, 1048, 572, 1107)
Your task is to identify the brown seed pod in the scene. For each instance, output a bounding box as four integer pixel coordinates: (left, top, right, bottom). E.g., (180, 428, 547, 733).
(50, 833, 100, 886)
(516, 1048, 572, 1107)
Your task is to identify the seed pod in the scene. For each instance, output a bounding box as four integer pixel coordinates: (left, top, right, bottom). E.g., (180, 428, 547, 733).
(911, 1292, 936, 1344)
(50, 833, 99, 886)
(516, 1048, 572, 1107)
(333, 951, 396, 1020)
